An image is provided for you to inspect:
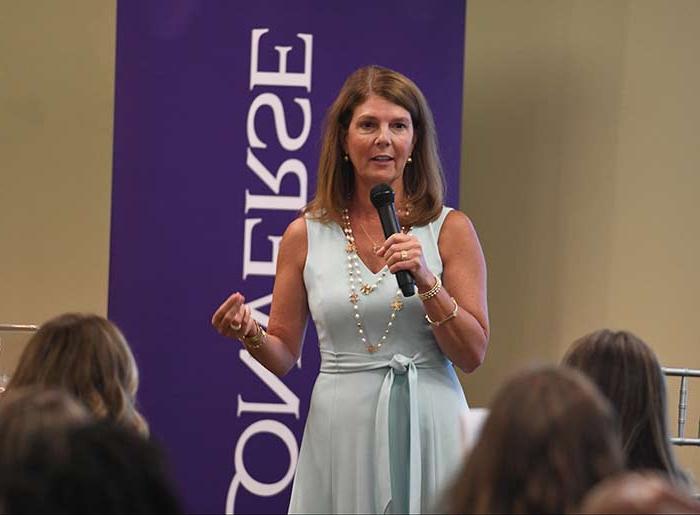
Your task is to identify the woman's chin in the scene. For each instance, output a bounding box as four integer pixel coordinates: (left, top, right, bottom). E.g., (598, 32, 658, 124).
(357, 169, 402, 186)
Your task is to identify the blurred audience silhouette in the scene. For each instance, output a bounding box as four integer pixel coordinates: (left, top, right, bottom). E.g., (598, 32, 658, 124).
(0, 387, 89, 474)
(563, 329, 690, 487)
(3, 317, 698, 514)
(443, 366, 625, 514)
(0, 384, 182, 513)
(5, 313, 148, 436)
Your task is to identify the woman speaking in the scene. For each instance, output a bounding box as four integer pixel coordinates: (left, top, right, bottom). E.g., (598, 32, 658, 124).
(212, 65, 489, 514)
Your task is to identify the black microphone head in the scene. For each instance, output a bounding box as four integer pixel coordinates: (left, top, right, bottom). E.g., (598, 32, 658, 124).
(370, 183, 394, 208)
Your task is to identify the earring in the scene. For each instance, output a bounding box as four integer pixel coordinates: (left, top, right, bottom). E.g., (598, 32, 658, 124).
(407, 155, 413, 164)
(343, 154, 349, 162)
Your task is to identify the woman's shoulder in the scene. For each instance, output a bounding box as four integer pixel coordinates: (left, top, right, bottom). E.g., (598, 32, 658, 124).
(442, 207, 475, 232)
(433, 207, 476, 245)
(438, 208, 481, 253)
(284, 212, 340, 243)
(422, 205, 472, 233)
(284, 215, 308, 241)
(279, 216, 308, 270)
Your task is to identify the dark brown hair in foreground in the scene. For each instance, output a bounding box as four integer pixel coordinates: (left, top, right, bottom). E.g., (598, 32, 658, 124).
(1, 420, 182, 514)
(0, 387, 89, 471)
(445, 366, 625, 514)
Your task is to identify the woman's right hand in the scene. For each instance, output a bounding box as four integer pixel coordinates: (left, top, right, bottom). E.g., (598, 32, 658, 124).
(211, 292, 257, 341)
(209, 218, 308, 377)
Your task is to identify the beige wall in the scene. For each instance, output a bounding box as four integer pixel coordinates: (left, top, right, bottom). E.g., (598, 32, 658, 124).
(0, 1, 116, 371)
(460, 0, 700, 482)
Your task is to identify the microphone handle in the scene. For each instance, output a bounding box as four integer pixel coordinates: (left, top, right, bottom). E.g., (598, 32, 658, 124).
(376, 204, 416, 297)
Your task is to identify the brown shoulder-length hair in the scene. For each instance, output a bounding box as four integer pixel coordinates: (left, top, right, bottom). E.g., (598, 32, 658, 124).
(303, 65, 445, 226)
(562, 329, 687, 485)
(7, 313, 148, 436)
(445, 367, 625, 514)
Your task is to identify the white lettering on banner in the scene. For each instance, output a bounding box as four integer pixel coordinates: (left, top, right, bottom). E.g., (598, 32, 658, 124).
(237, 349, 300, 418)
(250, 29, 313, 91)
(226, 419, 299, 514)
(245, 149, 308, 212)
(245, 293, 273, 327)
(243, 218, 281, 279)
(247, 93, 311, 151)
(230, 28, 313, 514)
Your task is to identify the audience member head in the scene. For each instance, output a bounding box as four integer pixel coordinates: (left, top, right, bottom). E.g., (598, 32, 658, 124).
(0, 387, 90, 470)
(1, 420, 182, 514)
(445, 366, 625, 514)
(6, 313, 148, 436)
(578, 472, 700, 514)
(562, 329, 686, 484)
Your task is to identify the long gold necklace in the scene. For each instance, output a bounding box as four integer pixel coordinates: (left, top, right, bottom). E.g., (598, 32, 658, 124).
(342, 209, 408, 353)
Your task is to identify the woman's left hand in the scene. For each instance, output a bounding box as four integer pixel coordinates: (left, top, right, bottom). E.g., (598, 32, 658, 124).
(376, 233, 434, 289)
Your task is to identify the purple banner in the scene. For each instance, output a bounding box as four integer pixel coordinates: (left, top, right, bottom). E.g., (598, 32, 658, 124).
(110, 1, 465, 513)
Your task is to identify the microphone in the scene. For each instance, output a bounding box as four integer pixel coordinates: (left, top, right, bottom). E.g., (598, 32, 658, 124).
(370, 183, 416, 297)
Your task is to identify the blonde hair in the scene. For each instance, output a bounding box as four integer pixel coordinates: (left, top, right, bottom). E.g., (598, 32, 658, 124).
(303, 65, 445, 226)
(7, 313, 148, 436)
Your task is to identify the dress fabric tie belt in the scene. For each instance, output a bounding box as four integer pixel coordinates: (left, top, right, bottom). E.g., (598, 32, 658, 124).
(320, 349, 448, 514)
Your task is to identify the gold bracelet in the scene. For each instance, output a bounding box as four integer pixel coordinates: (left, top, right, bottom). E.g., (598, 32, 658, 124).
(240, 321, 267, 350)
(425, 297, 459, 327)
(418, 275, 442, 301)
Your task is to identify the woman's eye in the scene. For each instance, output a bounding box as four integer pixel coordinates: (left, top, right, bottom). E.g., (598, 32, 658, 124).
(392, 122, 408, 130)
(359, 121, 375, 130)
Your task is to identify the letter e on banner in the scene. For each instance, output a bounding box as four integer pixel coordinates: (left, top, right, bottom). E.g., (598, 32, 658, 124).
(250, 29, 313, 91)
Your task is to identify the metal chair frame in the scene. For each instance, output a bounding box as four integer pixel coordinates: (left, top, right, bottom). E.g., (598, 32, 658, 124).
(663, 367, 700, 447)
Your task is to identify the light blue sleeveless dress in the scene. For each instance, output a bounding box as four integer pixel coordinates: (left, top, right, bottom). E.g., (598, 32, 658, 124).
(288, 207, 469, 514)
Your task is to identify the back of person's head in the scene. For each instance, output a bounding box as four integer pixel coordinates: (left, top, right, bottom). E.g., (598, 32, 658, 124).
(0, 387, 89, 470)
(562, 329, 685, 483)
(1, 420, 182, 514)
(0, 387, 91, 512)
(6, 313, 148, 436)
(445, 366, 625, 514)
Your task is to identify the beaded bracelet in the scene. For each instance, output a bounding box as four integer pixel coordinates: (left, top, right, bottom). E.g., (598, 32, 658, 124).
(239, 321, 267, 350)
(418, 275, 442, 301)
(425, 297, 459, 327)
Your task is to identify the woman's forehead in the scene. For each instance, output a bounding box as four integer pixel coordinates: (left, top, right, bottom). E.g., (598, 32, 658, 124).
(351, 94, 410, 119)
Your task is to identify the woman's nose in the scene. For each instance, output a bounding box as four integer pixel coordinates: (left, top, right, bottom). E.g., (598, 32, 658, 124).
(374, 125, 391, 146)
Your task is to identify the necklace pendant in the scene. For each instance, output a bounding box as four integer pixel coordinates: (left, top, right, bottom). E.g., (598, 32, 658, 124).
(349, 292, 359, 304)
(391, 298, 404, 312)
(366, 344, 380, 353)
(360, 283, 375, 295)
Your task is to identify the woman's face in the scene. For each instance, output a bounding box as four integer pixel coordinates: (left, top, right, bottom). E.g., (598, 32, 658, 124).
(344, 94, 415, 192)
